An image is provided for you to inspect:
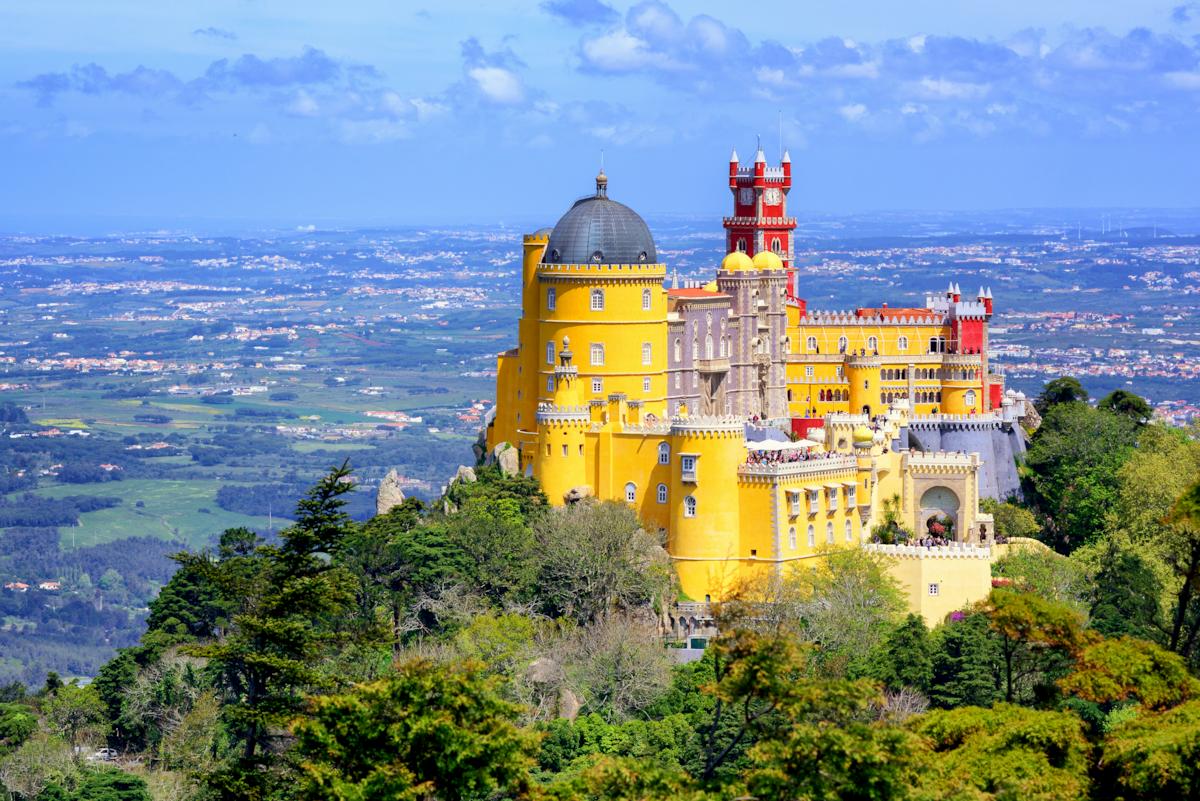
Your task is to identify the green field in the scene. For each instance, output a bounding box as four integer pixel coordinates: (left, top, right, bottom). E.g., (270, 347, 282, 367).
(24, 480, 277, 551)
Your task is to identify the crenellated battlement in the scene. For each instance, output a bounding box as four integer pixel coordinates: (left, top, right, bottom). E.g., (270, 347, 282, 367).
(865, 543, 991, 559)
(669, 415, 745, 436)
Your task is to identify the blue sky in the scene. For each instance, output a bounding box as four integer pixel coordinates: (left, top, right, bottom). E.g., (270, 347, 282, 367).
(3, 0, 1200, 231)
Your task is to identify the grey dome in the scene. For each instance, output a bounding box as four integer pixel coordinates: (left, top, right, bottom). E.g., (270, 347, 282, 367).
(544, 174, 657, 265)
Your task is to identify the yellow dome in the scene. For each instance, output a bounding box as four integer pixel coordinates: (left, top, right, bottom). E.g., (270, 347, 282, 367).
(720, 251, 754, 272)
(852, 425, 874, 444)
(702, 280, 718, 292)
(752, 250, 783, 271)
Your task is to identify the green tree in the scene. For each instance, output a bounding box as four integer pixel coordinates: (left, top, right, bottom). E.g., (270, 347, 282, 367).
(0, 703, 37, 756)
(991, 547, 1090, 614)
(910, 704, 1091, 801)
(439, 495, 538, 607)
(534, 501, 674, 625)
(984, 588, 1087, 705)
(292, 659, 539, 801)
(980, 497, 1041, 541)
(188, 464, 358, 799)
(876, 614, 934, 694)
(42, 683, 108, 761)
(0, 732, 74, 801)
(1022, 402, 1138, 551)
(1060, 636, 1199, 712)
(1164, 479, 1200, 663)
(1034, 376, 1088, 413)
(930, 612, 1000, 709)
(75, 768, 153, 801)
(1100, 699, 1200, 800)
(1098, 389, 1153, 423)
(1089, 546, 1165, 642)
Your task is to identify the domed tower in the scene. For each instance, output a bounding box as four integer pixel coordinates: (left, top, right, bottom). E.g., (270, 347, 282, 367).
(537, 172, 668, 417)
(535, 337, 589, 504)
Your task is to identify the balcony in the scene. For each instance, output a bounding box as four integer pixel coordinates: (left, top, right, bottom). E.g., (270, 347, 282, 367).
(696, 357, 730, 374)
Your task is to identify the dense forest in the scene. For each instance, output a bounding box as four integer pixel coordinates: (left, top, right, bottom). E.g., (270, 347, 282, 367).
(1, 379, 1200, 800)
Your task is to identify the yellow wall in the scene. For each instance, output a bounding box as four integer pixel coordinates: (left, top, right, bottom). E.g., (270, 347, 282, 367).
(880, 549, 994, 625)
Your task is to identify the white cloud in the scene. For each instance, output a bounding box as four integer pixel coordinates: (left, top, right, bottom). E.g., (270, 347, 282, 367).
(1165, 70, 1200, 89)
(467, 66, 524, 104)
(287, 90, 320, 117)
(582, 30, 682, 72)
(839, 103, 868, 121)
(916, 77, 990, 100)
(338, 118, 410, 143)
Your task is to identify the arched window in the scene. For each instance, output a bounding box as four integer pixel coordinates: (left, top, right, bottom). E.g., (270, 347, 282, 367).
(845, 519, 853, 542)
(719, 338, 727, 357)
(684, 496, 697, 518)
(546, 376, 554, 393)
(771, 238, 782, 255)
(657, 483, 668, 504)
(807, 336, 817, 351)
(837, 336, 848, 353)
(736, 238, 746, 252)
(826, 521, 834, 544)
(673, 338, 681, 363)
(590, 288, 604, 311)
(590, 343, 605, 365)
(642, 342, 652, 365)
(546, 341, 555, 364)
(868, 336, 878, 352)
(929, 337, 939, 353)
(691, 337, 699, 360)
(546, 286, 556, 311)
(642, 288, 651, 311)
(625, 482, 636, 503)
(658, 442, 670, 464)
(898, 335, 908, 351)
(705, 334, 714, 359)
(789, 526, 797, 549)
(807, 524, 815, 547)
(965, 389, 977, 407)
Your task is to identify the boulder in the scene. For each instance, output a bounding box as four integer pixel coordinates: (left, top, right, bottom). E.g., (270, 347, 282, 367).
(557, 687, 582, 721)
(375, 469, 406, 516)
(494, 444, 520, 476)
(563, 485, 594, 504)
(453, 465, 477, 484)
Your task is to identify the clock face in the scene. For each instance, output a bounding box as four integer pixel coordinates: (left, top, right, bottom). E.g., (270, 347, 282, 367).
(764, 188, 783, 206)
(738, 187, 754, 206)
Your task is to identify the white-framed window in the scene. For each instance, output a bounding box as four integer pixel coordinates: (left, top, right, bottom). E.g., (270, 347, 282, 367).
(965, 389, 977, 407)
(805, 366, 814, 378)
(684, 495, 697, 517)
(845, 519, 853, 542)
(808, 488, 820, 512)
(546, 341, 555, 364)
(674, 373, 681, 389)
(590, 288, 605, 311)
(592, 377, 603, 394)
(867, 336, 878, 351)
(928, 583, 940, 596)
(897, 335, 908, 351)
(789, 491, 801, 517)
(546, 377, 554, 392)
(789, 526, 797, 549)
(736, 238, 746, 252)
(547, 286, 556, 311)
(826, 521, 834, 544)
(625, 482, 636, 503)
(642, 288, 651, 311)
(705, 334, 714, 360)
(807, 336, 818, 351)
(807, 524, 815, 547)
(642, 342, 652, 365)
(692, 372, 698, 389)
(771, 238, 782, 255)
(673, 338, 681, 362)
(643, 377, 651, 393)
(848, 486, 857, 506)
(837, 336, 848, 353)
(656, 483, 668, 504)
(828, 487, 839, 512)
(681, 455, 697, 482)
(691, 337, 698, 360)
(658, 442, 670, 464)
(590, 343, 605, 365)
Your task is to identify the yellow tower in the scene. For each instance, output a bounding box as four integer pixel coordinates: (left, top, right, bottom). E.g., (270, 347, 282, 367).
(668, 416, 746, 601)
(535, 337, 589, 504)
(845, 353, 883, 417)
(536, 171, 668, 417)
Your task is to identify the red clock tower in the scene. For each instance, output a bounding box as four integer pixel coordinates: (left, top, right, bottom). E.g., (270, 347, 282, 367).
(724, 144, 800, 303)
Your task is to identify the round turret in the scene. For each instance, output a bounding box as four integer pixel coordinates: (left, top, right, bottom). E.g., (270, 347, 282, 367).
(852, 425, 874, 446)
(543, 173, 657, 265)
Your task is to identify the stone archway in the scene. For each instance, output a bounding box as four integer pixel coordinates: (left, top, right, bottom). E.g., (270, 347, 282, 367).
(919, 485, 960, 540)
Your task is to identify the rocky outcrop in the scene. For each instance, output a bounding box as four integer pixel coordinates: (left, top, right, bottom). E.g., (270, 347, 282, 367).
(453, 465, 477, 485)
(494, 443, 520, 477)
(375, 469, 406, 516)
(563, 485, 593, 504)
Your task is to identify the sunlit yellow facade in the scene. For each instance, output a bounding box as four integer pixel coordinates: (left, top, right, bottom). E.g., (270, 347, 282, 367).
(486, 170, 1020, 624)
